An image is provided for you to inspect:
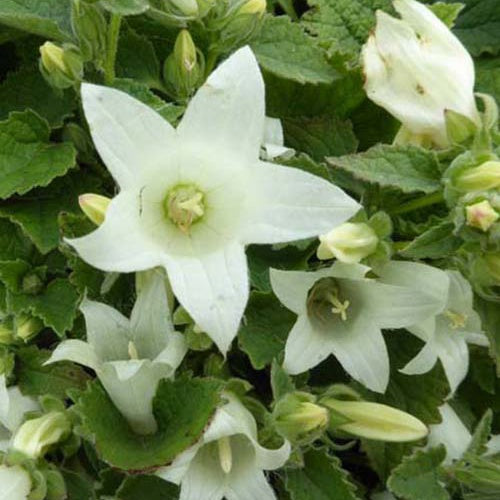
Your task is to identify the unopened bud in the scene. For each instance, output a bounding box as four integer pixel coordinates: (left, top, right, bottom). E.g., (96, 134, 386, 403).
(322, 398, 428, 442)
(455, 161, 500, 192)
(170, 0, 199, 16)
(466, 200, 499, 232)
(78, 193, 111, 226)
(0, 322, 14, 345)
(12, 411, 71, 459)
(317, 222, 378, 263)
(15, 315, 44, 342)
(22, 273, 44, 296)
(274, 392, 329, 443)
(238, 0, 266, 15)
(39, 42, 83, 89)
(445, 109, 478, 145)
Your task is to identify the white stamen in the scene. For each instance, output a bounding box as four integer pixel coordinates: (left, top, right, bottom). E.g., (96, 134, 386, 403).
(218, 436, 232, 474)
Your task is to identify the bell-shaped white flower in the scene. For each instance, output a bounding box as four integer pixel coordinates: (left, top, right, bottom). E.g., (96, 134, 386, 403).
(46, 270, 187, 435)
(66, 46, 359, 355)
(362, 0, 479, 148)
(270, 261, 443, 392)
(157, 393, 290, 500)
(0, 464, 32, 500)
(0, 375, 39, 451)
(378, 263, 488, 393)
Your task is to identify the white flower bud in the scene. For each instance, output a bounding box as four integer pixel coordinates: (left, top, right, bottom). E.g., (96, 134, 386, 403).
(465, 200, 499, 231)
(78, 193, 111, 226)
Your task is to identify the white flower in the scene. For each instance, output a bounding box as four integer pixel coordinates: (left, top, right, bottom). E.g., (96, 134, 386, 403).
(0, 464, 32, 500)
(157, 393, 290, 500)
(0, 375, 39, 451)
(378, 263, 488, 393)
(270, 262, 442, 392)
(261, 117, 294, 161)
(66, 46, 359, 355)
(362, 0, 479, 148)
(46, 269, 187, 435)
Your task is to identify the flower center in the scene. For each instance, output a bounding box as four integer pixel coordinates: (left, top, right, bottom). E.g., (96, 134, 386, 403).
(443, 310, 467, 330)
(217, 436, 232, 474)
(307, 277, 350, 323)
(164, 184, 205, 233)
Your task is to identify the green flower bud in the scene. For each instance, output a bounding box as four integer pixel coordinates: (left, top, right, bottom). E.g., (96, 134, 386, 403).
(317, 222, 379, 263)
(273, 392, 329, 444)
(22, 272, 44, 296)
(455, 160, 500, 192)
(15, 314, 44, 342)
(39, 42, 83, 89)
(238, 0, 266, 15)
(321, 398, 428, 442)
(465, 200, 499, 232)
(170, 0, 199, 16)
(445, 109, 478, 145)
(163, 30, 204, 99)
(0, 345, 15, 376)
(12, 411, 72, 459)
(0, 321, 14, 345)
(78, 193, 111, 226)
(482, 253, 500, 284)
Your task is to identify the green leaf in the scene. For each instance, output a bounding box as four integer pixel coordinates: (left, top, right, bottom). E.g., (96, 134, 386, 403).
(238, 292, 296, 370)
(0, 0, 72, 40)
(465, 409, 493, 457)
(271, 360, 295, 401)
(0, 259, 31, 293)
(0, 67, 76, 128)
(61, 470, 97, 500)
(0, 219, 33, 261)
(285, 449, 360, 500)
(302, 0, 392, 60)
(455, 455, 500, 495)
(101, 0, 150, 15)
(0, 110, 76, 200)
(7, 277, 80, 336)
(399, 221, 462, 259)
(282, 115, 358, 161)
(16, 346, 91, 399)
(388, 446, 449, 500)
(327, 145, 442, 194)
(476, 57, 500, 105)
(0, 171, 101, 254)
(428, 2, 464, 28)
(251, 16, 339, 85)
(117, 476, 180, 499)
(475, 297, 500, 377)
(75, 377, 221, 470)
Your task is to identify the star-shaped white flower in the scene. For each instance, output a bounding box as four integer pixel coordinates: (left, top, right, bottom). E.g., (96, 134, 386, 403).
(378, 263, 488, 393)
(0, 464, 32, 500)
(362, 0, 479, 148)
(46, 270, 187, 435)
(66, 46, 359, 355)
(157, 393, 290, 500)
(271, 262, 443, 392)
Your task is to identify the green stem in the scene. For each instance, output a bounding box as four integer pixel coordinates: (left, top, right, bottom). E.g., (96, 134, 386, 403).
(104, 13, 122, 86)
(204, 49, 218, 79)
(390, 191, 445, 215)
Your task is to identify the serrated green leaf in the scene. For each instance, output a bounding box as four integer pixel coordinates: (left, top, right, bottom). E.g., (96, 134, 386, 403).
(0, 0, 73, 40)
(251, 16, 339, 85)
(399, 221, 462, 259)
(282, 115, 358, 161)
(0, 67, 76, 127)
(101, 0, 150, 15)
(75, 378, 221, 470)
(285, 449, 360, 500)
(428, 2, 464, 28)
(0, 110, 76, 200)
(238, 292, 296, 370)
(328, 145, 442, 194)
(117, 476, 179, 499)
(388, 446, 449, 500)
(16, 346, 91, 399)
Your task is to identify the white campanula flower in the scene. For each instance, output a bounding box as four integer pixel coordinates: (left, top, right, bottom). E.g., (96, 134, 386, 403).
(270, 262, 442, 392)
(66, 46, 359, 355)
(362, 0, 479, 148)
(0, 464, 32, 500)
(156, 393, 290, 500)
(378, 263, 488, 393)
(46, 270, 187, 435)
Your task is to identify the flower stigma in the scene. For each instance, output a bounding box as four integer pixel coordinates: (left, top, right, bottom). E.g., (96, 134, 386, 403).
(217, 436, 233, 474)
(164, 184, 206, 233)
(128, 341, 139, 360)
(307, 277, 350, 323)
(443, 310, 467, 330)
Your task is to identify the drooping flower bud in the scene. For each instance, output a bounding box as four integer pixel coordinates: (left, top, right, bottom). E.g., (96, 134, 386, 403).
(317, 222, 378, 263)
(465, 200, 499, 232)
(321, 397, 428, 442)
(78, 193, 111, 226)
(12, 411, 72, 459)
(455, 161, 500, 192)
(39, 42, 83, 90)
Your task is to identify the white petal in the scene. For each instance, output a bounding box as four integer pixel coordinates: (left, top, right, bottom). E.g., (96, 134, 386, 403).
(263, 118, 284, 148)
(0, 376, 38, 434)
(226, 469, 277, 500)
(178, 46, 265, 162)
(45, 339, 100, 372)
(428, 403, 471, 464)
(154, 331, 188, 372)
(446, 270, 474, 313)
(283, 315, 336, 375)
(81, 83, 177, 190)
(241, 161, 359, 244)
(400, 341, 438, 375)
(79, 298, 130, 362)
(329, 318, 390, 393)
(130, 269, 173, 359)
(0, 465, 32, 500)
(163, 241, 248, 355)
(156, 445, 201, 485)
(66, 190, 163, 273)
